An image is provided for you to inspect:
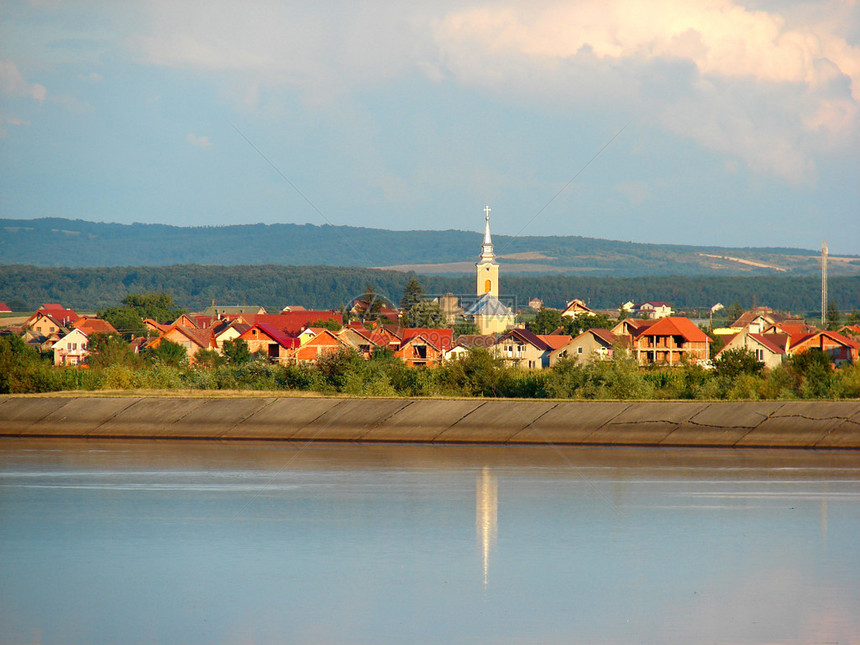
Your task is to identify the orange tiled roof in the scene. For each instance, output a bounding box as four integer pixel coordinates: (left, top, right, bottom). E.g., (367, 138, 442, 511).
(634, 316, 710, 343)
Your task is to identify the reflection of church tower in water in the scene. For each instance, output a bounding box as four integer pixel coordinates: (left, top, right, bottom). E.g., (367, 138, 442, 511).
(465, 206, 516, 335)
(476, 466, 498, 587)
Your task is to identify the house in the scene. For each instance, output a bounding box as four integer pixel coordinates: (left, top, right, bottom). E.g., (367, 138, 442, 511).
(33, 304, 79, 326)
(555, 329, 618, 364)
(838, 324, 860, 338)
(0, 302, 12, 313)
(528, 298, 544, 311)
(27, 311, 70, 338)
(147, 325, 216, 363)
(729, 307, 797, 333)
(394, 333, 444, 367)
(443, 334, 497, 361)
(337, 326, 379, 358)
(788, 331, 860, 366)
(716, 329, 787, 370)
(560, 299, 596, 318)
(289, 329, 349, 363)
(51, 328, 90, 366)
(636, 302, 673, 320)
(493, 328, 552, 369)
(212, 320, 250, 350)
(238, 323, 299, 363)
(537, 334, 574, 367)
(632, 316, 710, 366)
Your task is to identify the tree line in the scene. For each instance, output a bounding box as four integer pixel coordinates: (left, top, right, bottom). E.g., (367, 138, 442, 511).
(2, 264, 858, 314)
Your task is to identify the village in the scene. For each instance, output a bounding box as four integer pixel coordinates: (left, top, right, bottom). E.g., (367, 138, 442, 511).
(4, 209, 858, 374)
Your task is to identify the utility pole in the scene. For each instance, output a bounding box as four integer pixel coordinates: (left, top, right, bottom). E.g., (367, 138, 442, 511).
(821, 241, 828, 328)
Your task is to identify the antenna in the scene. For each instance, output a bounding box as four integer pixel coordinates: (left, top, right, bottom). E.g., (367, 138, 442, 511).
(821, 241, 828, 328)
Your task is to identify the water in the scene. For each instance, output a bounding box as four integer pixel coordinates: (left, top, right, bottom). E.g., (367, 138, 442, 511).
(1, 439, 859, 645)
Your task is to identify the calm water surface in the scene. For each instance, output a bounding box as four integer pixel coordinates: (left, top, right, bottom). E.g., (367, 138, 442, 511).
(1, 439, 859, 645)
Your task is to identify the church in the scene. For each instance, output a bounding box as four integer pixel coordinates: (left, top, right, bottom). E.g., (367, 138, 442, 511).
(464, 206, 516, 335)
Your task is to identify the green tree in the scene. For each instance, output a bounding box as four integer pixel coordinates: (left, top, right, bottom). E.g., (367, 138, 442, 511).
(561, 313, 614, 337)
(222, 338, 252, 365)
(725, 301, 745, 326)
(825, 299, 841, 331)
(194, 348, 225, 369)
(145, 339, 187, 366)
(408, 300, 446, 328)
(97, 306, 147, 341)
(121, 292, 185, 322)
(526, 307, 563, 334)
(713, 347, 763, 379)
(86, 333, 140, 369)
(400, 278, 425, 312)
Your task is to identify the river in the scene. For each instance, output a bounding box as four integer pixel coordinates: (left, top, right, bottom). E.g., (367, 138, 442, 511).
(1, 439, 859, 644)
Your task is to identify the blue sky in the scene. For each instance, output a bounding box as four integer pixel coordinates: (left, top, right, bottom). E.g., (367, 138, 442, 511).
(1, 0, 858, 254)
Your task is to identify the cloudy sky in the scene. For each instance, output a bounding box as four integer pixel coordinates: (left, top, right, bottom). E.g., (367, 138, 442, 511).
(1, 0, 858, 253)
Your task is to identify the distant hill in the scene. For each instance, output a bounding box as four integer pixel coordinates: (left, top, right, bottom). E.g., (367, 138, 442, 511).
(2, 217, 858, 276)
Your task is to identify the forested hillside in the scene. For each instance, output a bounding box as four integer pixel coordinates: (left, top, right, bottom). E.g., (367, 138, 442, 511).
(1, 265, 857, 314)
(3, 218, 856, 276)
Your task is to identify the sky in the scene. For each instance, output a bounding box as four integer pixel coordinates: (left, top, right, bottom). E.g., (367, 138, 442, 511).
(1, 0, 858, 254)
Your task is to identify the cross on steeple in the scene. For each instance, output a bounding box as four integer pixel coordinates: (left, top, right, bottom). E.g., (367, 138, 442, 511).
(484, 205, 491, 221)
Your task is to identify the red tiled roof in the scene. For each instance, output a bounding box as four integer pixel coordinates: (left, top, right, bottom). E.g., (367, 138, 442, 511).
(537, 334, 573, 350)
(239, 311, 341, 335)
(634, 316, 710, 343)
(0, 302, 11, 313)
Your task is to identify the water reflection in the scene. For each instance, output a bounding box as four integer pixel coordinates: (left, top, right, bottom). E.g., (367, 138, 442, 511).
(476, 466, 497, 587)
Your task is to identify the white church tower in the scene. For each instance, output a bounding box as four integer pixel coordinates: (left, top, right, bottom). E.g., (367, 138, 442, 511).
(465, 205, 515, 335)
(476, 205, 499, 299)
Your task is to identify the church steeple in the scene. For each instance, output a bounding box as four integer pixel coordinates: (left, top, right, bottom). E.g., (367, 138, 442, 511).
(480, 205, 495, 261)
(476, 205, 499, 298)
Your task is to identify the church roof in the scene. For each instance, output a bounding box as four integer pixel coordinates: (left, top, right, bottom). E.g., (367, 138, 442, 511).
(464, 292, 514, 317)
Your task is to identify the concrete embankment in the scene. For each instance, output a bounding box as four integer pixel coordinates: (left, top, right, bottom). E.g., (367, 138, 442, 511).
(2, 395, 860, 449)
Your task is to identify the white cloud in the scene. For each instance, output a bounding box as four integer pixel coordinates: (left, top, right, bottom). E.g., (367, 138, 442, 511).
(186, 133, 212, 148)
(433, 0, 860, 183)
(0, 60, 47, 104)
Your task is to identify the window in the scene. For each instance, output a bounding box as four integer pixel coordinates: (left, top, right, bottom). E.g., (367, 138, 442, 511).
(484, 279, 492, 293)
(69, 343, 77, 350)
(755, 349, 764, 361)
(577, 347, 583, 354)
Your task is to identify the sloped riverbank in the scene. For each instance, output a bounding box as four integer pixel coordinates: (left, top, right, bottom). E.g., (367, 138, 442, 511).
(1, 395, 859, 449)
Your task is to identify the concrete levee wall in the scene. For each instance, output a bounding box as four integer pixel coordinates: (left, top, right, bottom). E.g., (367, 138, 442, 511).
(1, 396, 859, 449)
